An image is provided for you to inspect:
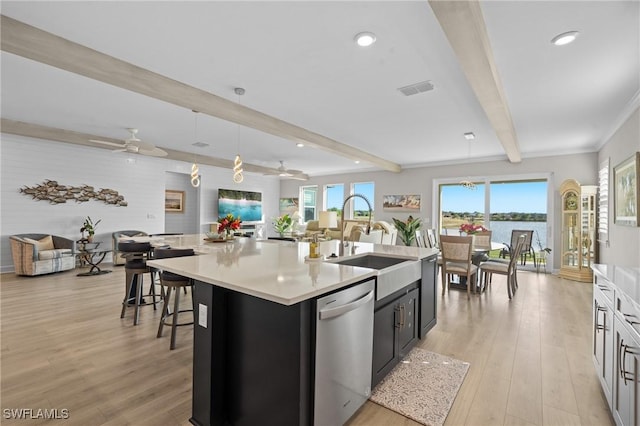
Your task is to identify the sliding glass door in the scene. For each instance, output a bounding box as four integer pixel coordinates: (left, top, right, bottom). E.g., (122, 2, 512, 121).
(435, 174, 551, 268)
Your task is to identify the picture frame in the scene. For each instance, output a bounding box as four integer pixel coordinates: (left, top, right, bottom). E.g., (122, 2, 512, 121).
(382, 194, 421, 211)
(165, 190, 184, 212)
(613, 152, 639, 227)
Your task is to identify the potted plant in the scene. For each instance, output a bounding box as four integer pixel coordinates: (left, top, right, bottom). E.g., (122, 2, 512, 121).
(534, 230, 552, 272)
(217, 213, 242, 239)
(80, 216, 101, 242)
(392, 215, 422, 246)
(272, 214, 293, 237)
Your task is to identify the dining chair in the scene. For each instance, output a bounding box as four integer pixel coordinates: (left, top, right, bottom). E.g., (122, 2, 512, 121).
(479, 234, 526, 299)
(415, 230, 426, 248)
(500, 230, 535, 266)
(440, 235, 477, 299)
(425, 229, 438, 249)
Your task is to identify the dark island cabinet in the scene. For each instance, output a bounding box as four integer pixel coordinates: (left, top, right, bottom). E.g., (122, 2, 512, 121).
(372, 284, 419, 387)
(419, 255, 438, 338)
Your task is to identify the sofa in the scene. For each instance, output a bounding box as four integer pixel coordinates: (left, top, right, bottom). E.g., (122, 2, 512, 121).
(10, 233, 76, 276)
(112, 230, 148, 265)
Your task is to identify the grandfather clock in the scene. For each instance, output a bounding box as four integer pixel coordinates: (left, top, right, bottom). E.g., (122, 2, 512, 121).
(559, 179, 597, 282)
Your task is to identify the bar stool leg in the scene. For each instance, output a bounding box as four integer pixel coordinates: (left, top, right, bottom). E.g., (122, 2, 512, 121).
(121, 274, 135, 318)
(170, 288, 181, 350)
(134, 274, 143, 326)
(157, 286, 172, 338)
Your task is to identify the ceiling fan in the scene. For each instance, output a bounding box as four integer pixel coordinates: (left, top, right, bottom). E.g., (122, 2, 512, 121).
(89, 128, 167, 157)
(265, 160, 309, 180)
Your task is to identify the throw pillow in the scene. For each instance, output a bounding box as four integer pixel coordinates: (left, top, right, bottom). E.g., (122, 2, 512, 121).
(24, 235, 55, 251)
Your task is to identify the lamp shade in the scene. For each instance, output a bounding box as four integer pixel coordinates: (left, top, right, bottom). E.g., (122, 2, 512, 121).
(318, 211, 338, 229)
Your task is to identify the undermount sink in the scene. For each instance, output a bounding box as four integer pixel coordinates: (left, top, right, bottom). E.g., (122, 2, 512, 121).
(329, 254, 411, 270)
(327, 254, 421, 300)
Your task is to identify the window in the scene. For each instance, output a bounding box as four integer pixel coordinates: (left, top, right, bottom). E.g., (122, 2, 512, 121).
(435, 175, 551, 264)
(324, 184, 344, 218)
(598, 158, 609, 242)
(351, 182, 375, 220)
(300, 186, 317, 222)
(440, 182, 485, 234)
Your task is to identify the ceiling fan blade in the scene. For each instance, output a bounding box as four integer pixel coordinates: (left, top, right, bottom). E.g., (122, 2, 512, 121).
(286, 169, 303, 175)
(112, 147, 128, 153)
(138, 147, 168, 157)
(130, 139, 155, 151)
(288, 173, 309, 181)
(89, 139, 125, 148)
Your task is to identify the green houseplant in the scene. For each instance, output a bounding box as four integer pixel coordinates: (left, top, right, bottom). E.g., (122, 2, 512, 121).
(80, 216, 101, 242)
(272, 214, 293, 236)
(392, 215, 422, 246)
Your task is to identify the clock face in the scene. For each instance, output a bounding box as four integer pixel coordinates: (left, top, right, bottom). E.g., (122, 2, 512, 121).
(565, 193, 578, 210)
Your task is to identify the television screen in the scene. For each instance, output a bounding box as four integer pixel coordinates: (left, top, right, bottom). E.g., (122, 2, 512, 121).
(218, 188, 263, 222)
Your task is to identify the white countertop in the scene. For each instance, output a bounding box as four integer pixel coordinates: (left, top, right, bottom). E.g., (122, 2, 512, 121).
(146, 234, 438, 305)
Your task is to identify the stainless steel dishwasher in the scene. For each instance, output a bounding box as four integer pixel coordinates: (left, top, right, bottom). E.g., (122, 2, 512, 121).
(314, 279, 375, 426)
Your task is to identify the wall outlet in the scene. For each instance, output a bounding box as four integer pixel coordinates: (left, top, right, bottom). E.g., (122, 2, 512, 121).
(198, 303, 207, 328)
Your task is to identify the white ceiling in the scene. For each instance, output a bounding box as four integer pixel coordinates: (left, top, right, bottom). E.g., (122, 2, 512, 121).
(1, 1, 638, 177)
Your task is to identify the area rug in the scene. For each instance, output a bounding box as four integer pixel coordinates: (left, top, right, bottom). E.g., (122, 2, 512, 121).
(369, 347, 470, 426)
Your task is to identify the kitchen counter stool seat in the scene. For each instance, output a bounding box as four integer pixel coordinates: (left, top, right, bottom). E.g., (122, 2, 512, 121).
(119, 241, 160, 325)
(154, 248, 195, 350)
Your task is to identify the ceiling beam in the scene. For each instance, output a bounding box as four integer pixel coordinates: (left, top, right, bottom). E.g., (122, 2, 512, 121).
(429, 0, 521, 163)
(0, 118, 305, 177)
(0, 15, 401, 173)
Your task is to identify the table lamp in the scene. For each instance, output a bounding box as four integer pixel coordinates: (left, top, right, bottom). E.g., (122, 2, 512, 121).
(318, 211, 338, 235)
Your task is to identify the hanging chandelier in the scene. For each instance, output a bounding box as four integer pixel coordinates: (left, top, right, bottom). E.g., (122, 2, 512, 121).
(233, 87, 244, 184)
(459, 136, 476, 190)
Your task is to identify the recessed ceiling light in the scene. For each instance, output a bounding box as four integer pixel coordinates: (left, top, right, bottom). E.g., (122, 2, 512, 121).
(192, 141, 209, 148)
(464, 132, 475, 140)
(354, 160, 361, 164)
(296, 142, 304, 147)
(354, 32, 376, 47)
(551, 31, 579, 46)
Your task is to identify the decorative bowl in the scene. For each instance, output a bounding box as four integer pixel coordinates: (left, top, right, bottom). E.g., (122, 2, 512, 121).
(206, 232, 222, 239)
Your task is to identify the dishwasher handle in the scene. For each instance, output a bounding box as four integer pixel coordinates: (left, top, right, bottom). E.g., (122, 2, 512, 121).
(319, 290, 374, 320)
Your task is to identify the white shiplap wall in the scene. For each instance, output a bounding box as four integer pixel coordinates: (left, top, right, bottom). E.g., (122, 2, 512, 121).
(0, 135, 280, 273)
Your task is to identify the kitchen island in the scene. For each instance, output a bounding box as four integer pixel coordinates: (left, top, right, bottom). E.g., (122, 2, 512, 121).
(148, 236, 438, 426)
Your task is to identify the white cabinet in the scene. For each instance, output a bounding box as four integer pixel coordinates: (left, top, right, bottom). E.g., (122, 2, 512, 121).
(613, 314, 640, 426)
(594, 279, 615, 408)
(593, 265, 640, 426)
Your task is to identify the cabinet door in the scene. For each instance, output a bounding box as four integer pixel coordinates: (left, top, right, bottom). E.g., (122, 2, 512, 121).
(614, 316, 640, 426)
(372, 299, 399, 387)
(420, 256, 437, 338)
(593, 289, 614, 408)
(398, 288, 418, 357)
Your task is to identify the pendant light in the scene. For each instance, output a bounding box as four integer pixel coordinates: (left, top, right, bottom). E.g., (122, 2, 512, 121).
(233, 87, 244, 184)
(191, 111, 201, 188)
(459, 135, 477, 190)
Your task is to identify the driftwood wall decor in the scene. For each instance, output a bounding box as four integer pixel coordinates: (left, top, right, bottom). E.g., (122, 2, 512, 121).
(19, 180, 128, 206)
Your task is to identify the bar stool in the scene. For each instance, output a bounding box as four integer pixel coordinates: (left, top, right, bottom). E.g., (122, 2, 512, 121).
(119, 241, 160, 325)
(154, 248, 195, 350)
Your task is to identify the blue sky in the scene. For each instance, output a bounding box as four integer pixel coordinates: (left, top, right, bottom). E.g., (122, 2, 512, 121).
(442, 181, 548, 213)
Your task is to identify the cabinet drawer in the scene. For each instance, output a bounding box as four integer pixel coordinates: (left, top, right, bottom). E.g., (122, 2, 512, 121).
(595, 275, 614, 307)
(616, 291, 640, 341)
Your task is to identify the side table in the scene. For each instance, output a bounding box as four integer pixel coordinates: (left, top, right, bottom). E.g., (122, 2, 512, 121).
(76, 241, 112, 276)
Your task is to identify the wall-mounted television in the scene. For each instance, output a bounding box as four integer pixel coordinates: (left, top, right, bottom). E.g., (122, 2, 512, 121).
(218, 188, 263, 223)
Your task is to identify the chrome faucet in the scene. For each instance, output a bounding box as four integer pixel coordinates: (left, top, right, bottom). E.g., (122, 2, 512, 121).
(339, 194, 372, 257)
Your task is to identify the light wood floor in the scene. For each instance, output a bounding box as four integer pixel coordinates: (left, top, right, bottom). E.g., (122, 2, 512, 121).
(1, 265, 613, 426)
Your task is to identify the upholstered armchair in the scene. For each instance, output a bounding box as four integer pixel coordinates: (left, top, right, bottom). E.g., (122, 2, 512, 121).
(112, 230, 148, 266)
(10, 234, 76, 276)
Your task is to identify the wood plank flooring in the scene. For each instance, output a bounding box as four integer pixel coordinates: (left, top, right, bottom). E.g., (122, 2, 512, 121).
(1, 264, 613, 425)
